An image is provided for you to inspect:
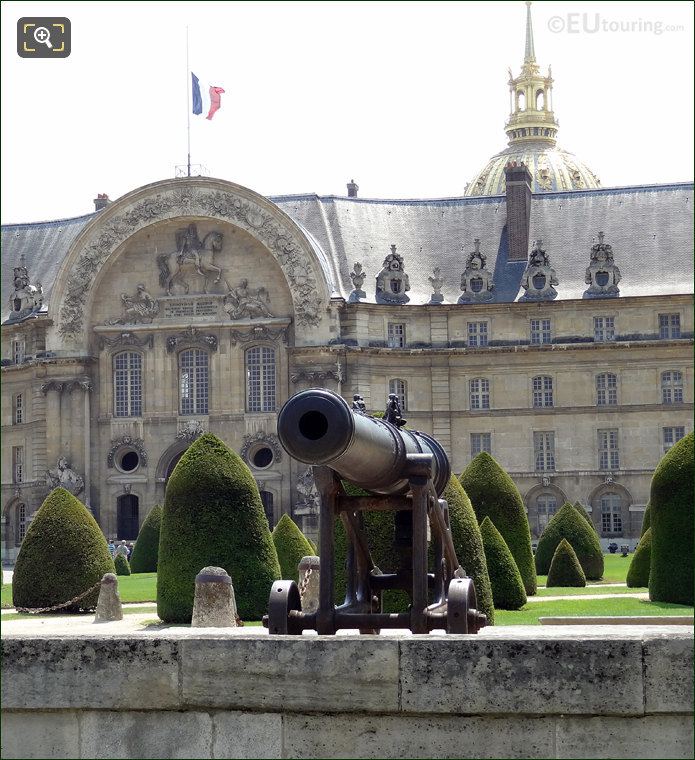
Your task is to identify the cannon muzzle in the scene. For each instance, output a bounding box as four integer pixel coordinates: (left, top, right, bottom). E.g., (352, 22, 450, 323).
(277, 389, 450, 496)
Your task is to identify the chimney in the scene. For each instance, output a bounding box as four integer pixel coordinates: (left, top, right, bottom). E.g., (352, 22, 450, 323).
(347, 179, 359, 198)
(504, 162, 532, 261)
(93, 193, 111, 212)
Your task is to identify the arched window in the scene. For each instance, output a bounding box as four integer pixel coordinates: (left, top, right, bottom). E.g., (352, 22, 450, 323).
(469, 378, 490, 410)
(661, 371, 683, 404)
(114, 352, 142, 417)
(15, 502, 26, 546)
(246, 347, 276, 412)
(179, 349, 209, 415)
(600, 492, 622, 536)
(389, 379, 407, 411)
(516, 90, 526, 112)
(596, 373, 618, 406)
(536, 493, 557, 534)
(536, 90, 545, 110)
(532, 376, 554, 407)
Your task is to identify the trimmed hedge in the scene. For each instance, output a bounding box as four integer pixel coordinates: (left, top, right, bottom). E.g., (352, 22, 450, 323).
(114, 553, 131, 576)
(535, 502, 604, 580)
(546, 538, 586, 587)
(479, 516, 526, 610)
(640, 503, 651, 538)
(272, 514, 315, 583)
(13, 488, 115, 612)
(649, 432, 694, 605)
(573, 502, 597, 533)
(461, 453, 537, 595)
(626, 528, 651, 588)
(157, 434, 281, 622)
(129, 504, 162, 573)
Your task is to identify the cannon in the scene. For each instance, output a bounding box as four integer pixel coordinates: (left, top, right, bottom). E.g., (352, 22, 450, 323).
(264, 388, 487, 635)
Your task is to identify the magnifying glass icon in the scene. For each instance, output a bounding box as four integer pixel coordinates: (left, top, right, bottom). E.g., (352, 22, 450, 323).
(33, 26, 53, 49)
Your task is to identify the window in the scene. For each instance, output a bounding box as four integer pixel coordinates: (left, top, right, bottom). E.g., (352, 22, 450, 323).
(387, 323, 406, 348)
(534, 432, 555, 472)
(600, 493, 622, 535)
(12, 446, 24, 484)
(13, 393, 23, 424)
(15, 503, 27, 546)
(661, 371, 683, 404)
(532, 376, 554, 407)
(260, 491, 274, 529)
(663, 426, 686, 453)
(470, 433, 491, 457)
(246, 347, 276, 412)
(12, 338, 25, 364)
(598, 429, 619, 471)
(467, 322, 488, 348)
(389, 378, 408, 412)
(596, 373, 618, 406)
(179, 349, 209, 415)
(469, 378, 490, 410)
(536, 494, 558, 534)
(594, 316, 615, 342)
(659, 313, 681, 339)
(114, 352, 142, 417)
(530, 318, 552, 345)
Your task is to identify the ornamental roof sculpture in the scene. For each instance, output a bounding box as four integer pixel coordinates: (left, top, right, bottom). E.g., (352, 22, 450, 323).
(520, 239, 559, 301)
(459, 239, 494, 303)
(375, 245, 410, 304)
(583, 232, 621, 299)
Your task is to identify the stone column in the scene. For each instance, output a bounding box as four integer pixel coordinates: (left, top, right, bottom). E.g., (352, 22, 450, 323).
(81, 379, 93, 509)
(40, 381, 64, 470)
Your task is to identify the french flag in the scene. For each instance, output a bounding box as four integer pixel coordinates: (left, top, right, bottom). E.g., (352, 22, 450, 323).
(191, 73, 225, 121)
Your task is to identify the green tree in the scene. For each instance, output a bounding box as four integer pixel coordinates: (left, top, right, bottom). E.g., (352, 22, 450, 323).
(626, 528, 651, 588)
(129, 504, 163, 573)
(546, 538, 586, 587)
(272, 513, 315, 583)
(479, 516, 526, 610)
(535, 502, 604, 580)
(460, 453, 536, 595)
(114, 553, 131, 576)
(640, 503, 651, 538)
(13, 488, 115, 612)
(157, 434, 281, 622)
(649, 432, 693, 605)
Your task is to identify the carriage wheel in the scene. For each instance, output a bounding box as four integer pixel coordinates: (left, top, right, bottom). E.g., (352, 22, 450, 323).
(446, 577, 487, 634)
(267, 580, 303, 635)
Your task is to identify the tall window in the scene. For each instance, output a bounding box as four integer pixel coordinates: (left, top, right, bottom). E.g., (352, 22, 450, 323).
(114, 352, 142, 417)
(470, 432, 491, 457)
(661, 371, 683, 404)
(246, 347, 276, 412)
(389, 378, 408, 411)
(387, 323, 406, 348)
(594, 316, 615, 342)
(659, 313, 681, 339)
(469, 378, 490, 410)
(534, 432, 555, 472)
(598, 429, 619, 470)
(13, 393, 23, 424)
(530, 318, 551, 345)
(536, 494, 558, 534)
(15, 503, 27, 546)
(179, 349, 209, 415)
(12, 338, 25, 364)
(467, 322, 489, 347)
(532, 376, 554, 407)
(600, 493, 622, 535)
(596, 373, 618, 406)
(663, 426, 686, 453)
(260, 491, 274, 529)
(12, 446, 24, 484)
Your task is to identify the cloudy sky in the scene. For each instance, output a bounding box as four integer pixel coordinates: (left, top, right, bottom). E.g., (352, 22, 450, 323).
(1, 1, 692, 223)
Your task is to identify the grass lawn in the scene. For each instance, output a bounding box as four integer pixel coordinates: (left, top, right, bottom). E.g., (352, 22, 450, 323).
(1, 605, 159, 622)
(535, 585, 647, 597)
(536, 552, 634, 587)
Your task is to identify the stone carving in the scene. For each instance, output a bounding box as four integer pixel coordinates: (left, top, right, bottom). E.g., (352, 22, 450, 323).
(176, 419, 206, 440)
(541, 476, 551, 487)
(295, 467, 320, 515)
(348, 262, 367, 302)
(98, 332, 154, 351)
(7, 259, 43, 322)
(520, 240, 559, 301)
(568, 163, 585, 189)
(536, 165, 553, 192)
(166, 326, 218, 353)
(65, 378, 92, 393)
(352, 394, 367, 414)
(107, 436, 148, 468)
(46, 457, 84, 496)
(240, 432, 282, 467)
(583, 232, 621, 299)
(223, 279, 274, 320)
(428, 268, 445, 304)
(191, 567, 238, 628)
(375, 245, 410, 304)
(385, 393, 407, 429)
(459, 239, 494, 303)
(58, 185, 323, 339)
(40, 380, 64, 394)
(110, 284, 159, 324)
(290, 366, 342, 384)
(229, 325, 288, 346)
(157, 225, 224, 295)
(94, 574, 123, 623)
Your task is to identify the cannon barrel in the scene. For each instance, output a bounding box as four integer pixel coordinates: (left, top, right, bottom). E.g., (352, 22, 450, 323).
(277, 389, 451, 496)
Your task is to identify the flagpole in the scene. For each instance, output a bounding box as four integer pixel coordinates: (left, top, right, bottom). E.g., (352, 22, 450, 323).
(186, 25, 191, 177)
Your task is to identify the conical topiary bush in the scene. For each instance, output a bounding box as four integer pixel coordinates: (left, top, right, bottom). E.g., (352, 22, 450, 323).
(443, 475, 495, 625)
(461, 453, 536, 595)
(157, 433, 281, 622)
(130, 504, 163, 573)
(13, 488, 115, 612)
(640, 503, 651, 538)
(114, 553, 131, 576)
(272, 513, 315, 583)
(546, 538, 586, 587)
(573, 502, 597, 534)
(535, 502, 604, 580)
(626, 528, 651, 588)
(479, 516, 527, 610)
(649, 432, 694, 605)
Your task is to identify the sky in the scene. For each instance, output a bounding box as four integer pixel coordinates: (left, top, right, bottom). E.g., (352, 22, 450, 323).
(1, 1, 693, 223)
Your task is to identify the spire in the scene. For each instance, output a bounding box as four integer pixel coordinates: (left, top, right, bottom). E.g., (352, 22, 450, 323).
(524, 2, 536, 63)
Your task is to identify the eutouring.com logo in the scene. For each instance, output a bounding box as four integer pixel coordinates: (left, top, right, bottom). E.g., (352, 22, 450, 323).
(17, 18, 71, 58)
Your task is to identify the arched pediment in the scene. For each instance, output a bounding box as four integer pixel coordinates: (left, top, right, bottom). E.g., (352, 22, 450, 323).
(52, 178, 333, 346)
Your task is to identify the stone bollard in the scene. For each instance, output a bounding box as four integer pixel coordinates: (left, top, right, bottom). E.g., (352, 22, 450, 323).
(298, 555, 320, 614)
(93, 573, 123, 623)
(191, 566, 238, 627)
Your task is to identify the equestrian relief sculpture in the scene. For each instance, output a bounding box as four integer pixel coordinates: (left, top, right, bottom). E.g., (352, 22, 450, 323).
(157, 224, 224, 295)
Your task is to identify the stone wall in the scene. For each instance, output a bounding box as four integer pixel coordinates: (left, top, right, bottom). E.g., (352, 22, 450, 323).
(2, 629, 692, 759)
